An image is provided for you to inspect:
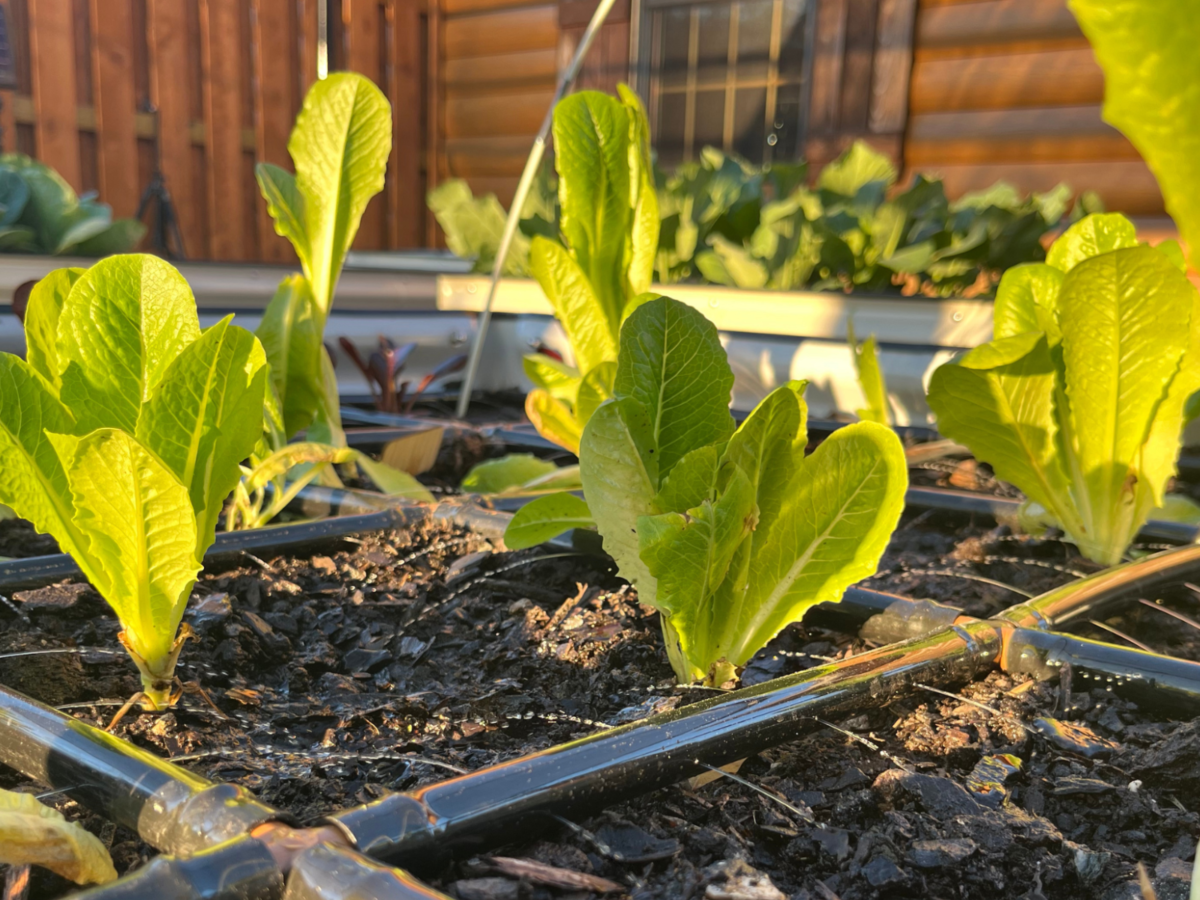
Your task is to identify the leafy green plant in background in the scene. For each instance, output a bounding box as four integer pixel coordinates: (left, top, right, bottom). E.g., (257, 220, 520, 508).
(1069, 0, 1200, 269)
(427, 162, 558, 277)
(927, 213, 1200, 566)
(233, 72, 430, 527)
(0, 255, 266, 707)
(0, 154, 145, 256)
(433, 140, 1092, 298)
(509, 296, 908, 685)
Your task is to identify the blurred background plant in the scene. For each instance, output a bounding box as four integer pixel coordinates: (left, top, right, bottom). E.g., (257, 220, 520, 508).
(431, 141, 1102, 298)
(0, 154, 145, 256)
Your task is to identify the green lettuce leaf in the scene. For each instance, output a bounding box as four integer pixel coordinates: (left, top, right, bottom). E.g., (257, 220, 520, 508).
(1045, 212, 1138, 272)
(287, 73, 392, 319)
(504, 492, 594, 550)
(530, 236, 619, 374)
(136, 316, 267, 552)
(23, 266, 84, 391)
(1059, 245, 1193, 561)
(58, 254, 201, 433)
(718, 422, 906, 665)
(255, 275, 323, 438)
(462, 453, 560, 494)
(427, 179, 529, 276)
(0, 355, 83, 557)
(49, 428, 200, 696)
(848, 322, 889, 424)
(1068, 0, 1200, 268)
(613, 296, 734, 477)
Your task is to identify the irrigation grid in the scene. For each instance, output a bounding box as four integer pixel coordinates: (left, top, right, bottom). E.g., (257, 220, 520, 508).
(2, 452, 1200, 900)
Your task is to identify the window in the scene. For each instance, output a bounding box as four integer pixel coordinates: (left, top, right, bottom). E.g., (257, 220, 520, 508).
(632, 0, 812, 167)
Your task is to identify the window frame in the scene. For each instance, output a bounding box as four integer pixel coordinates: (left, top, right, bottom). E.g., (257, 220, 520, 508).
(628, 0, 817, 165)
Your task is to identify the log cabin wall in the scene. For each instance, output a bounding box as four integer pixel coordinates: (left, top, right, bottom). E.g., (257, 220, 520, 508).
(904, 0, 1164, 217)
(0, 0, 426, 262)
(431, 0, 559, 225)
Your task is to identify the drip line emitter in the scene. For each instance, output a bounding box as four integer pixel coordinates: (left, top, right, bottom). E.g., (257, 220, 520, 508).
(4, 478, 1200, 899)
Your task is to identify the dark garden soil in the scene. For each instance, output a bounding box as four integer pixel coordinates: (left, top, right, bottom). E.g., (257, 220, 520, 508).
(2, 435, 1200, 899)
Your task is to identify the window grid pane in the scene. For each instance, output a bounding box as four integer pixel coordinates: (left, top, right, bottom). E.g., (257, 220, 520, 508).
(644, 0, 808, 167)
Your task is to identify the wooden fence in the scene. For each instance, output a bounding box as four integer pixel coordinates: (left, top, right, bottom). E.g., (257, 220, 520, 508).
(0, 0, 426, 262)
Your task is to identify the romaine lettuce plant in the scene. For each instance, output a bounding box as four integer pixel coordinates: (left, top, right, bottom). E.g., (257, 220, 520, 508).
(255, 71, 392, 446)
(509, 296, 907, 684)
(927, 213, 1200, 566)
(231, 72, 430, 525)
(518, 86, 659, 454)
(0, 255, 266, 707)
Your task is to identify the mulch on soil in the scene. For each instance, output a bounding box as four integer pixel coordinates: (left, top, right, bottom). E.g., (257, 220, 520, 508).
(1, 475, 1199, 897)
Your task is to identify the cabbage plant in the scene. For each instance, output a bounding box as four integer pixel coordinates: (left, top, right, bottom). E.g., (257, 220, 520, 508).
(927, 213, 1200, 566)
(0, 154, 145, 256)
(0, 255, 266, 707)
(508, 296, 907, 684)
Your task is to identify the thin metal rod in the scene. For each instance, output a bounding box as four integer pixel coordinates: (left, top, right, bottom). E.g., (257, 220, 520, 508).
(454, 0, 622, 419)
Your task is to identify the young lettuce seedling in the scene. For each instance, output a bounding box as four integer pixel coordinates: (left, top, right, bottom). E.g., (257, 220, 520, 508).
(927, 213, 1200, 566)
(508, 296, 907, 684)
(233, 73, 430, 526)
(0, 255, 266, 707)
(519, 86, 659, 454)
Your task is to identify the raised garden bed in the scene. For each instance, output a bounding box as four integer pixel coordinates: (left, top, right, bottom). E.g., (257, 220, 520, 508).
(3, 445, 1200, 899)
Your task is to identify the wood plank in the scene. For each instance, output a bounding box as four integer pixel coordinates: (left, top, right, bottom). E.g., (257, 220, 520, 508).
(389, 0, 423, 247)
(907, 133, 1139, 166)
(908, 103, 1109, 141)
(444, 48, 558, 86)
(839, 0, 878, 131)
(253, 0, 297, 262)
(916, 0, 1080, 49)
(807, 0, 848, 135)
(909, 46, 1103, 113)
(444, 87, 554, 138)
(869, 0, 916, 134)
(445, 0, 555, 14)
(443, 5, 558, 60)
(199, 0, 246, 259)
(464, 174, 519, 206)
(147, 0, 200, 256)
(26, 0, 79, 186)
(914, 159, 1165, 216)
(914, 33, 1088, 60)
(89, 0, 139, 217)
(343, 0, 385, 250)
(445, 133, 533, 175)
